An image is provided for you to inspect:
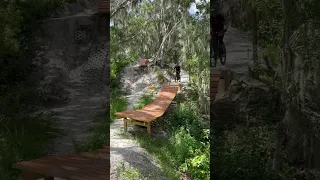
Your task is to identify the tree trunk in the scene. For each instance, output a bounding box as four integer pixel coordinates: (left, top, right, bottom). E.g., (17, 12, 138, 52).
(159, 0, 165, 67)
(273, 0, 294, 172)
(180, 9, 189, 81)
(252, 8, 258, 66)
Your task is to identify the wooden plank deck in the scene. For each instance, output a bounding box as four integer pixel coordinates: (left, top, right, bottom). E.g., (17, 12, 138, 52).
(13, 145, 110, 180)
(210, 69, 232, 102)
(115, 84, 180, 136)
(211, 70, 221, 102)
(98, 0, 110, 13)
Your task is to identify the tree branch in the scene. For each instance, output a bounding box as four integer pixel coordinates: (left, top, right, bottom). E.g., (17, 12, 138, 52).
(153, 18, 183, 61)
(111, 0, 135, 18)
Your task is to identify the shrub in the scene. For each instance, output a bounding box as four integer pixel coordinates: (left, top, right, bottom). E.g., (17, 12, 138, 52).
(0, 1, 78, 179)
(110, 93, 128, 123)
(76, 108, 109, 152)
(133, 93, 153, 110)
(156, 69, 166, 83)
(170, 128, 210, 180)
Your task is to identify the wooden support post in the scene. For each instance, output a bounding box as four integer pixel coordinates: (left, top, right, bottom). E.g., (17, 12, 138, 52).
(146, 122, 151, 137)
(124, 120, 127, 133)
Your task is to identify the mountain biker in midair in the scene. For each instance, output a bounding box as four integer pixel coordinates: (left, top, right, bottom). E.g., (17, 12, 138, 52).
(210, 12, 228, 67)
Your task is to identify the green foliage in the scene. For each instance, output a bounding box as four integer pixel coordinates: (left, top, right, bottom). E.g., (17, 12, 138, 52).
(170, 128, 210, 179)
(76, 106, 109, 152)
(0, 0, 77, 178)
(112, 1, 210, 179)
(115, 162, 152, 180)
(110, 91, 128, 123)
(212, 126, 291, 180)
(129, 96, 209, 179)
(111, 0, 210, 93)
(155, 69, 166, 84)
(211, 88, 293, 179)
(167, 103, 208, 142)
(0, 82, 60, 180)
(110, 55, 131, 123)
(0, 3, 21, 56)
(0, 0, 76, 56)
(0, 111, 60, 180)
(133, 93, 153, 110)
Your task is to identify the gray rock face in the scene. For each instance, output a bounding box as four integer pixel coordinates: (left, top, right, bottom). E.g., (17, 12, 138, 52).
(33, 12, 109, 155)
(51, 0, 99, 18)
(34, 13, 108, 104)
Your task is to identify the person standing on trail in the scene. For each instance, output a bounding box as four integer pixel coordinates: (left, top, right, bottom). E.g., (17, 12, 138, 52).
(174, 63, 181, 82)
(211, 12, 228, 67)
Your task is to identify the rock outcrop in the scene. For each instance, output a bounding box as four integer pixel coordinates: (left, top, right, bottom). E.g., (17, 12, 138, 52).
(30, 5, 109, 154)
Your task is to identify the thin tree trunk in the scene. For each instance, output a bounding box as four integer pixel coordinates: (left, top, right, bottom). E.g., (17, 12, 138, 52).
(252, 8, 258, 66)
(273, 0, 296, 172)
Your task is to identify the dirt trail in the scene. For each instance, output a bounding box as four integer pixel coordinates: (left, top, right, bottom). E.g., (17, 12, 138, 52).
(110, 64, 188, 179)
(212, 27, 252, 76)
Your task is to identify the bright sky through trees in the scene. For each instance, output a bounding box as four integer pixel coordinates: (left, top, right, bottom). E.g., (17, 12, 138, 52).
(110, 0, 209, 26)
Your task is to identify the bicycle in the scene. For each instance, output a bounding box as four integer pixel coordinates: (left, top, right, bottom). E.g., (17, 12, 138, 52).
(211, 29, 227, 67)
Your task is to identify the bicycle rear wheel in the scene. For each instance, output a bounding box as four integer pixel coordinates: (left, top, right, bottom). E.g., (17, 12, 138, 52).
(219, 44, 226, 65)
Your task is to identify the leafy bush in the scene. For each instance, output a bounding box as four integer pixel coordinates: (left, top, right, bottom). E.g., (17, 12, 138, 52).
(211, 87, 293, 180)
(110, 58, 131, 123)
(130, 95, 210, 179)
(133, 93, 153, 110)
(166, 103, 210, 179)
(0, 0, 77, 179)
(111, 59, 132, 89)
(170, 128, 210, 180)
(76, 106, 109, 152)
(0, 112, 60, 180)
(110, 91, 128, 123)
(156, 69, 166, 83)
(212, 126, 286, 180)
(167, 103, 208, 142)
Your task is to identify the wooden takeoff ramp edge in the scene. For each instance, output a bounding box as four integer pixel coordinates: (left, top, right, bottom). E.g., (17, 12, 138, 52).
(98, 0, 110, 13)
(12, 145, 110, 180)
(115, 84, 180, 136)
(210, 69, 232, 102)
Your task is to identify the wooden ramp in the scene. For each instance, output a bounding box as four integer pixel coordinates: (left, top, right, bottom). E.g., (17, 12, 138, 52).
(210, 69, 232, 102)
(13, 145, 109, 180)
(115, 84, 180, 136)
(98, 0, 110, 13)
(138, 58, 148, 67)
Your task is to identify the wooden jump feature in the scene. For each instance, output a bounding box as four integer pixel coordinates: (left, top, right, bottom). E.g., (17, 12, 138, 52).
(115, 84, 180, 136)
(98, 0, 110, 13)
(138, 58, 148, 67)
(210, 69, 232, 102)
(12, 145, 110, 180)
